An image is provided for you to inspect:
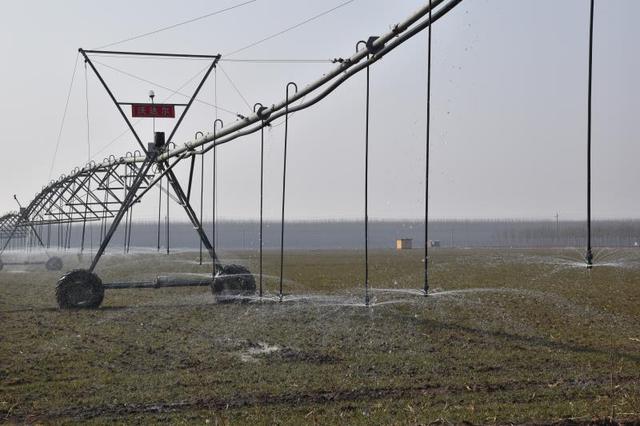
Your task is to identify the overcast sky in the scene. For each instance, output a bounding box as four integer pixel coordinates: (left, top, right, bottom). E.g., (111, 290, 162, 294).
(0, 0, 638, 221)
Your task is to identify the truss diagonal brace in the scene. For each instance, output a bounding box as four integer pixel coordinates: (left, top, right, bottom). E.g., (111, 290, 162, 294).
(88, 151, 158, 272)
(161, 162, 218, 266)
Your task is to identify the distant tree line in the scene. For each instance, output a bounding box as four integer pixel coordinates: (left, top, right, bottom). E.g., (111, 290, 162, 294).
(5, 219, 640, 251)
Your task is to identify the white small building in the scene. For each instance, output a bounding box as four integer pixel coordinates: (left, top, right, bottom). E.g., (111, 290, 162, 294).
(396, 238, 413, 250)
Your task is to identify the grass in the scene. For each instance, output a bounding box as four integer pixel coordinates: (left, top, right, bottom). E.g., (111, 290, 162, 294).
(1, 247, 639, 424)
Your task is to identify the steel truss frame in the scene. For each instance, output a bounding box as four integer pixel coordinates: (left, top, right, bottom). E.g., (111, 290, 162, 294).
(77, 49, 221, 274)
(0, 0, 469, 306)
(0, 205, 61, 271)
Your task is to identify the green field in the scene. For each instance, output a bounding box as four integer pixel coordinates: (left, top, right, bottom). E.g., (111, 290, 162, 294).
(1, 248, 639, 424)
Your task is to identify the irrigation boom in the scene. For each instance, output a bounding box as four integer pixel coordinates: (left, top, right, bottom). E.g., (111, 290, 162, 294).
(67, 0, 461, 176)
(0, 0, 465, 306)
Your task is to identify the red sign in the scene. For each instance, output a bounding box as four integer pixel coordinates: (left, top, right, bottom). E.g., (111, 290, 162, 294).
(131, 103, 176, 118)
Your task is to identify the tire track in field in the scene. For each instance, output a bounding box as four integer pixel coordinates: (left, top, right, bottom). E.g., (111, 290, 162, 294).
(6, 375, 640, 423)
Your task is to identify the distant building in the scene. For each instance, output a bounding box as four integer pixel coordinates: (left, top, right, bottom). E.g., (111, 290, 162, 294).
(427, 240, 440, 248)
(396, 238, 413, 250)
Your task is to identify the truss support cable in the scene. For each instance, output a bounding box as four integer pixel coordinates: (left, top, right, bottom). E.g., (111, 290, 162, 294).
(213, 70, 219, 253)
(199, 138, 205, 265)
(65, 191, 74, 250)
(65, 221, 72, 251)
(218, 64, 252, 112)
(363, 50, 371, 307)
(424, 0, 433, 295)
(84, 61, 92, 162)
(259, 118, 265, 298)
(212, 119, 222, 274)
(123, 173, 129, 253)
(279, 83, 297, 302)
(585, 0, 595, 268)
(166, 175, 170, 255)
(80, 50, 148, 155)
(100, 175, 110, 245)
(81, 63, 92, 255)
(224, 0, 356, 58)
(80, 179, 91, 254)
(126, 202, 134, 253)
(252, 101, 265, 298)
(63, 198, 68, 249)
(26, 223, 48, 254)
(129, 166, 136, 253)
(157, 174, 163, 252)
(212, 144, 217, 263)
(95, 0, 257, 50)
(159, 0, 454, 160)
(221, 58, 334, 64)
(49, 53, 80, 181)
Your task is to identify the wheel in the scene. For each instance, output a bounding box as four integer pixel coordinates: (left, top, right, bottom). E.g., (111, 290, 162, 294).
(210, 264, 256, 303)
(0, 258, 3, 271)
(56, 269, 104, 309)
(46, 256, 63, 271)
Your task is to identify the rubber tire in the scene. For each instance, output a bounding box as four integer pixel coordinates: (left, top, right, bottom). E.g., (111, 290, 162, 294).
(46, 256, 63, 271)
(56, 269, 104, 309)
(211, 264, 256, 303)
(0, 258, 3, 271)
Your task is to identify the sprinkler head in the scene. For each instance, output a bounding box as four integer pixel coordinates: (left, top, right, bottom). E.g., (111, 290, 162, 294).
(585, 249, 594, 269)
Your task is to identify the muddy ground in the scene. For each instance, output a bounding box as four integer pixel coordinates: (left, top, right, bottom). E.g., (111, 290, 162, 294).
(1, 248, 639, 424)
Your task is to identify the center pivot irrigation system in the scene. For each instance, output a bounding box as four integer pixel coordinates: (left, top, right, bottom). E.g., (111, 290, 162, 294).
(0, 0, 601, 308)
